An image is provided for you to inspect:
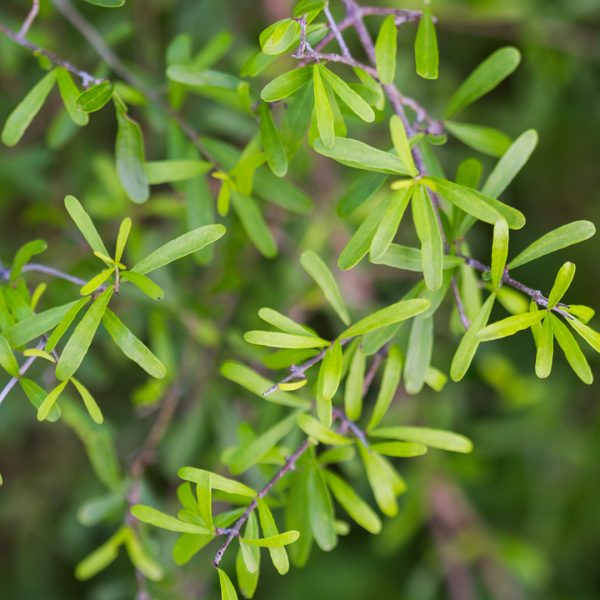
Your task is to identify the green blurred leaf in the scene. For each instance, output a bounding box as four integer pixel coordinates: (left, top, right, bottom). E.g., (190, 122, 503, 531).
(548, 262, 575, 309)
(257, 500, 289, 575)
(297, 413, 352, 446)
(315, 137, 411, 175)
(231, 192, 277, 258)
(551, 314, 593, 384)
(316, 340, 343, 427)
(319, 66, 375, 123)
(102, 308, 166, 378)
(115, 103, 150, 203)
(308, 461, 337, 551)
(2, 69, 56, 147)
(535, 316, 554, 378)
(313, 65, 335, 148)
(324, 470, 381, 534)
(260, 18, 300, 55)
(478, 310, 546, 342)
(404, 315, 433, 395)
(445, 47, 521, 118)
(412, 185, 443, 291)
(359, 445, 404, 517)
(144, 160, 212, 184)
(341, 298, 430, 338)
(130, 224, 225, 274)
(415, 7, 438, 80)
(56, 287, 114, 381)
(70, 377, 103, 424)
(0, 335, 19, 377)
(344, 344, 365, 421)
(37, 379, 69, 422)
(56, 68, 89, 126)
(482, 130, 538, 197)
(259, 103, 288, 177)
(370, 187, 413, 261)
(76, 81, 114, 112)
(75, 528, 127, 580)
(261, 66, 312, 102)
(131, 505, 212, 533)
(375, 15, 397, 84)
(300, 250, 350, 325)
(371, 426, 473, 453)
(491, 218, 509, 289)
(508, 221, 596, 270)
(450, 293, 496, 381)
(64, 195, 109, 255)
(445, 121, 511, 157)
(218, 568, 239, 600)
(367, 345, 403, 431)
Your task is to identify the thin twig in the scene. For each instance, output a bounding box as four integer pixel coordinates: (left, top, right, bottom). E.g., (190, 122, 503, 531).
(324, 5, 351, 58)
(17, 0, 40, 39)
(212, 438, 313, 567)
(0, 23, 102, 87)
(451, 277, 471, 330)
(0, 339, 45, 407)
(22, 263, 88, 287)
(362, 345, 388, 396)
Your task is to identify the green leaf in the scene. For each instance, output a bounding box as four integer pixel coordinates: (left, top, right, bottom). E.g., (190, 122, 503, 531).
(389, 115, 417, 175)
(344, 344, 365, 421)
(56, 68, 89, 126)
(316, 340, 343, 427)
(259, 103, 288, 177)
(80, 269, 113, 296)
(241, 531, 300, 547)
(220, 360, 310, 408)
(297, 413, 352, 446)
(324, 471, 381, 534)
(491, 218, 509, 289)
(76, 81, 115, 112)
(338, 196, 390, 269)
(179, 467, 256, 498)
(279, 81, 314, 159)
(314, 137, 410, 175)
(367, 345, 403, 431)
(261, 66, 313, 102)
(144, 160, 212, 184)
(37, 379, 69, 422)
(371, 426, 473, 453)
(258, 308, 314, 337)
(370, 187, 413, 261)
(130, 224, 226, 274)
(412, 185, 443, 291)
(2, 69, 56, 147)
(257, 500, 289, 574)
(118, 271, 163, 300)
(371, 244, 462, 272)
(75, 528, 127, 580)
(55, 287, 114, 381)
(20, 378, 61, 421)
(337, 172, 387, 217)
(123, 529, 163, 581)
(308, 462, 337, 550)
(229, 412, 299, 474)
(10, 239, 47, 281)
(404, 316, 433, 395)
(375, 15, 397, 84)
(64, 195, 109, 255)
(482, 130, 538, 197)
(358, 445, 405, 517)
(194, 470, 214, 532)
(548, 262, 575, 309)
(260, 18, 300, 55)
(0, 299, 80, 349)
(84, 0, 126, 7)
(550, 314, 593, 384)
(173, 533, 213, 566)
(102, 309, 166, 378)
(237, 514, 260, 594)
(445, 47, 521, 118)
(131, 505, 212, 534)
(0, 335, 19, 377)
(70, 377, 104, 424)
(244, 330, 329, 349)
(477, 310, 545, 342)
(415, 7, 438, 80)
(115, 104, 150, 203)
(425, 176, 525, 229)
(300, 250, 350, 325)
(445, 121, 511, 157)
(568, 318, 600, 354)
(450, 293, 496, 381)
(370, 441, 427, 457)
(218, 568, 239, 600)
(508, 221, 596, 270)
(319, 66, 375, 123)
(456, 157, 483, 188)
(313, 65, 334, 148)
(535, 316, 554, 378)
(114, 218, 131, 264)
(341, 298, 430, 338)
(231, 192, 277, 258)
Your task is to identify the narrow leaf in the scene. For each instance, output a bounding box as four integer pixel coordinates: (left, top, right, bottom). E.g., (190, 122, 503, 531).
(412, 185, 443, 291)
(259, 103, 288, 177)
(415, 7, 438, 79)
(491, 218, 509, 289)
(375, 15, 397, 84)
(477, 310, 546, 342)
(64, 195, 109, 255)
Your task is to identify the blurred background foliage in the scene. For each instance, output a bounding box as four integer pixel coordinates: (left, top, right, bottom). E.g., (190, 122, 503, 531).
(1, 0, 599, 599)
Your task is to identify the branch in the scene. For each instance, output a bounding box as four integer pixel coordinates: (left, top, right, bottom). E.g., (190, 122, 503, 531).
(18, 0, 40, 39)
(212, 437, 313, 568)
(0, 339, 45, 407)
(0, 22, 102, 87)
(451, 277, 471, 330)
